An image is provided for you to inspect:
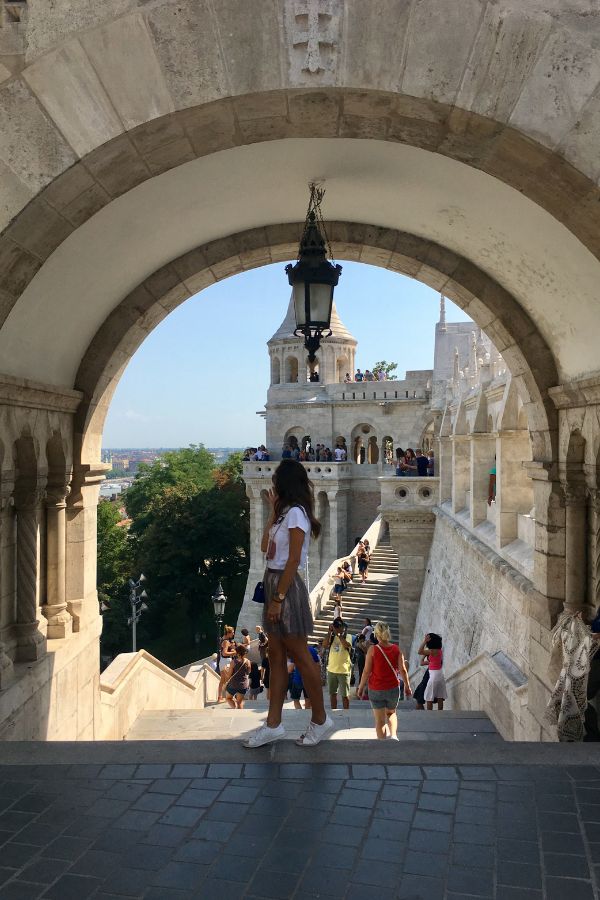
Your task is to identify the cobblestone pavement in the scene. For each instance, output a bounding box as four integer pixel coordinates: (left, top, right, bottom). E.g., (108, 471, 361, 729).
(0, 762, 598, 899)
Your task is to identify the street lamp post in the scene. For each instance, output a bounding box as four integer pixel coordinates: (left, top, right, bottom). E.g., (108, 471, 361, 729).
(128, 574, 148, 652)
(212, 582, 227, 674)
(285, 183, 342, 367)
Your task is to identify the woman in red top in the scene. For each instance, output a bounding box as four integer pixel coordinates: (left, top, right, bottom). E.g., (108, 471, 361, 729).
(356, 621, 411, 739)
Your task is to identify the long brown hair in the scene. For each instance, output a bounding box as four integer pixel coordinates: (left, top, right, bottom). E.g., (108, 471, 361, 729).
(272, 459, 321, 538)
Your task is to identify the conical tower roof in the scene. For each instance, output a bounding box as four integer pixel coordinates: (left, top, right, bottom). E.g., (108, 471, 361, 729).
(268, 293, 357, 345)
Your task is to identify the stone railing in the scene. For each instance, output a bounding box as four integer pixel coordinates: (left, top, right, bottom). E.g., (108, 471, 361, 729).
(379, 475, 439, 511)
(99, 649, 220, 739)
(308, 514, 386, 619)
(243, 461, 353, 480)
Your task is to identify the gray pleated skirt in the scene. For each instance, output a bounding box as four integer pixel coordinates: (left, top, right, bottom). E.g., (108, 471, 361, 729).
(262, 568, 314, 638)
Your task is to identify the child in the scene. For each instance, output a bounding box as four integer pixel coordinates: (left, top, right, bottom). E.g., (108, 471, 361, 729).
(418, 633, 446, 711)
(246, 662, 262, 701)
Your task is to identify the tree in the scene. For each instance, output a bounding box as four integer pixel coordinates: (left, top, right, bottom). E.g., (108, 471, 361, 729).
(97, 500, 134, 659)
(372, 360, 398, 379)
(124, 444, 215, 536)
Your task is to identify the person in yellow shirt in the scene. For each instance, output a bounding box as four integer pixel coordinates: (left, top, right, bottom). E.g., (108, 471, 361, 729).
(326, 618, 353, 709)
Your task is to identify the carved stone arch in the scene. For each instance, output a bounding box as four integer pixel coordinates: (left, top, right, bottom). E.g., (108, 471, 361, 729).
(284, 355, 299, 384)
(271, 355, 281, 386)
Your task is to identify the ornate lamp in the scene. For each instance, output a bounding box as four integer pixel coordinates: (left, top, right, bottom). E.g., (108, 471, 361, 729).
(285, 183, 342, 365)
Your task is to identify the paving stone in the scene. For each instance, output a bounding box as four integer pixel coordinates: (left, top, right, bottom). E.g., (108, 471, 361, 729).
(422, 780, 459, 796)
(540, 811, 581, 833)
(99, 766, 137, 781)
(261, 780, 303, 799)
(149, 780, 190, 796)
(408, 828, 450, 854)
(113, 809, 160, 831)
(11, 794, 53, 815)
(143, 824, 190, 848)
(404, 849, 448, 876)
(361, 836, 403, 862)
(496, 888, 543, 900)
(371, 800, 414, 822)
(498, 838, 540, 863)
(203, 802, 244, 823)
(398, 873, 444, 899)
(218, 785, 260, 804)
(497, 861, 542, 889)
(247, 867, 301, 899)
(545, 877, 595, 899)
(351, 765, 386, 779)
(368, 817, 409, 842)
(191, 820, 235, 843)
(126, 844, 174, 871)
(423, 766, 459, 779)
(70, 849, 121, 877)
(298, 866, 349, 898)
(175, 790, 220, 809)
(311, 842, 359, 869)
(296, 791, 337, 811)
(352, 860, 404, 887)
(104, 782, 148, 802)
(385, 766, 422, 780)
(0, 812, 35, 834)
(261, 845, 307, 874)
(92, 828, 140, 854)
(452, 842, 494, 869)
(159, 806, 205, 828)
(135, 765, 172, 780)
(41, 873, 101, 899)
(101, 866, 153, 896)
(206, 765, 241, 779)
(412, 810, 452, 832)
(459, 767, 497, 780)
(0, 884, 45, 899)
(418, 792, 456, 813)
(133, 793, 174, 813)
(447, 864, 495, 895)
(87, 798, 130, 819)
(329, 805, 371, 827)
(0, 873, 11, 887)
(2, 843, 40, 868)
(339, 788, 378, 809)
(380, 783, 419, 804)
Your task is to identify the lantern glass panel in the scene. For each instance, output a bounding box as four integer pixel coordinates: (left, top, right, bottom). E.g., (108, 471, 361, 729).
(293, 282, 307, 328)
(309, 283, 333, 325)
(213, 597, 226, 617)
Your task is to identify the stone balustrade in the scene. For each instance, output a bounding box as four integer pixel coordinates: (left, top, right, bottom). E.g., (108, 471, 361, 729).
(242, 461, 353, 480)
(379, 475, 439, 512)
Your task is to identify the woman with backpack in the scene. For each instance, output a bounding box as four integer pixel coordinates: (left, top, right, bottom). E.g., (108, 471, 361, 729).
(356, 621, 411, 739)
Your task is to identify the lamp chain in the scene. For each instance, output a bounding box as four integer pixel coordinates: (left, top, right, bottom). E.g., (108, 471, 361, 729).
(302, 182, 336, 263)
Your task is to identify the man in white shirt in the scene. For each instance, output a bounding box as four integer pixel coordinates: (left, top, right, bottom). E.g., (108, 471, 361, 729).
(334, 446, 345, 462)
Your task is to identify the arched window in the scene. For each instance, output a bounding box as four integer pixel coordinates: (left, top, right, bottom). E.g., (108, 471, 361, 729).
(271, 356, 281, 385)
(285, 356, 298, 383)
(382, 436, 394, 465)
(368, 436, 379, 464)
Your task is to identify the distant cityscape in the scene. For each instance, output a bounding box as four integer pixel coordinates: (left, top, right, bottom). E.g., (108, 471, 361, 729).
(100, 447, 241, 498)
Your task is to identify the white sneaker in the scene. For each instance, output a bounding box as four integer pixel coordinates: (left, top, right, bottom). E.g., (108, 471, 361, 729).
(389, 735, 399, 741)
(296, 715, 334, 746)
(242, 723, 285, 748)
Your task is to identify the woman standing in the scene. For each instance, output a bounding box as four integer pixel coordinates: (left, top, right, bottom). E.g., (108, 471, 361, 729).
(224, 645, 251, 709)
(419, 633, 447, 710)
(217, 625, 237, 702)
(357, 541, 369, 583)
(356, 621, 411, 739)
(243, 460, 333, 748)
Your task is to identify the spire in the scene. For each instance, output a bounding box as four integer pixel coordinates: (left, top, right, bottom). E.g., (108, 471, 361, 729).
(453, 346, 460, 382)
(439, 294, 447, 331)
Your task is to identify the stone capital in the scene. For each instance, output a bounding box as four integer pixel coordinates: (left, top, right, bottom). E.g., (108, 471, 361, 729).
(14, 481, 46, 511)
(564, 484, 588, 507)
(46, 483, 70, 507)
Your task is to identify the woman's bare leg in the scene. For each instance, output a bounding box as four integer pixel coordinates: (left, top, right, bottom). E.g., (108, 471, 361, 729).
(265, 635, 288, 727)
(236, 694, 245, 710)
(426, 701, 433, 711)
(283, 637, 326, 725)
(387, 708, 398, 738)
(373, 708, 387, 739)
(225, 694, 235, 708)
(437, 700, 444, 711)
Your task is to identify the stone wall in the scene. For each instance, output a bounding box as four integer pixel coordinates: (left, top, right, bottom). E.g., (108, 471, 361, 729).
(410, 508, 553, 740)
(349, 486, 381, 545)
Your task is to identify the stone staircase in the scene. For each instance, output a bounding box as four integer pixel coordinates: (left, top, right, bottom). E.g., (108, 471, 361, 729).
(310, 533, 400, 642)
(126, 692, 503, 743)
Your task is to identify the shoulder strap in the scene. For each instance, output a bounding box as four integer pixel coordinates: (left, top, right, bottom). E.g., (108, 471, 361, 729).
(376, 643, 400, 677)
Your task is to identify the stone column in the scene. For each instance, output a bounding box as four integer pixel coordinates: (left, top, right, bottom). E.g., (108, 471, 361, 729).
(588, 489, 600, 620)
(496, 431, 533, 548)
(437, 435, 452, 504)
(65, 465, 106, 632)
(470, 434, 495, 527)
(13, 484, 47, 662)
(388, 510, 436, 654)
(564, 484, 589, 616)
(451, 435, 469, 513)
(0, 491, 14, 687)
(525, 461, 565, 613)
(42, 484, 73, 639)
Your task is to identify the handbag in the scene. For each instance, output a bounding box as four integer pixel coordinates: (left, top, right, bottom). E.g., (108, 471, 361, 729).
(251, 581, 265, 604)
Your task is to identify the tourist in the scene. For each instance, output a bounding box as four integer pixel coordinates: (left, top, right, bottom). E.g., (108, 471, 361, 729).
(357, 541, 369, 583)
(427, 450, 435, 476)
(488, 456, 497, 505)
(240, 628, 251, 647)
(363, 539, 371, 557)
(217, 625, 237, 702)
(246, 662, 262, 701)
(334, 445, 346, 462)
(290, 444, 301, 461)
(342, 560, 352, 585)
(378, 369, 386, 381)
(333, 567, 345, 612)
(354, 633, 369, 688)
(365, 369, 374, 382)
(225, 645, 251, 709)
(355, 369, 364, 382)
(344, 373, 352, 384)
(403, 448, 417, 475)
(395, 447, 405, 477)
(260, 648, 270, 700)
(281, 444, 292, 459)
(415, 448, 429, 476)
(418, 633, 447, 710)
(243, 459, 333, 747)
(361, 617, 374, 641)
(326, 618, 353, 710)
(307, 446, 316, 461)
(356, 621, 411, 739)
(290, 645, 320, 710)
(318, 446, 328, 462)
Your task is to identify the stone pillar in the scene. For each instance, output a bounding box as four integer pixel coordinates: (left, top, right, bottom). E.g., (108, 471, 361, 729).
(65, 465, 106, 632)
(437, 435, 452, 504)
(451, 435, 469, 513)
(496, 431, 533, 548)
(564, 484, 589, 616)
(13, 484, 47, 662)
(470, 434, 495, 527)
(0, 490, 14, 687)
(588, 489, 600, 620)
(525, 462, 565, 613)
(388, 510, 436, 655)
(42, 484, 73, 639)
(327, 488, 349, 559)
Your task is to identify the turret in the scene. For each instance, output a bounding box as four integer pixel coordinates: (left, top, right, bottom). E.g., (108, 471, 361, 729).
(267, 293, 357, 386)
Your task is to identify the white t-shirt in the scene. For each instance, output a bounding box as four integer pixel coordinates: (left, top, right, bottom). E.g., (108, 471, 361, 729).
(268, 506, 311, 571)
(334, 447, 345, 461)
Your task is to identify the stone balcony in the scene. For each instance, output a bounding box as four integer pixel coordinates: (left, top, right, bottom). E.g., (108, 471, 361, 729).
(378, 475, 439, 512)
(242, 461, 353, 481)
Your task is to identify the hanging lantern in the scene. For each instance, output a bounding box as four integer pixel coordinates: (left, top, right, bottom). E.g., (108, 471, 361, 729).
(285, 184, 342, 363)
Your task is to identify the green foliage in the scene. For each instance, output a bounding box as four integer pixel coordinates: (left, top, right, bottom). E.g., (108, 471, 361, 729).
(372, 360, 398, 379)
(99, 448, 249, 669)
(124, 444, 215, 535)
(97, 501, 134, 658)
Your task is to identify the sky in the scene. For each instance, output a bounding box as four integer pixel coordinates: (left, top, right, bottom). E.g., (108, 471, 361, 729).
(102, 261, 472, 448)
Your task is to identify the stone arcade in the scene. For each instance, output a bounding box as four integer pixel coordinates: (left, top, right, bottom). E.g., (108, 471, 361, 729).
(0, 1, 599, 742)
